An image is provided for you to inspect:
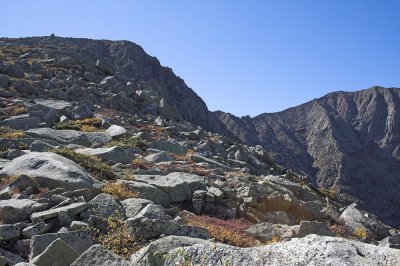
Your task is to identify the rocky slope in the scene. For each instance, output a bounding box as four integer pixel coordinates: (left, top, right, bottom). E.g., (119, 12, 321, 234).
(0, 36, 399, 265)
(215, 87, 400, 227)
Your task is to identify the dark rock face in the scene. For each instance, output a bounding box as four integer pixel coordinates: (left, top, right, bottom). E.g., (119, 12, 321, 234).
(214, 87, 400, 226)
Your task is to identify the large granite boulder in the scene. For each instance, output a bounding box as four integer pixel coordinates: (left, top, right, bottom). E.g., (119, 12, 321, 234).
(164, 234, 400, 266)
(25, 128, 112, 147)
(0, 152, 102, 192)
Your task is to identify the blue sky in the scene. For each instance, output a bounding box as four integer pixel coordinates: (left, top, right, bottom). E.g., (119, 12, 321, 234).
(1, 1, 399, 117)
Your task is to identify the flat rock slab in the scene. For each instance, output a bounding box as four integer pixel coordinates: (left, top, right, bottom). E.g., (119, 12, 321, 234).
(0, 152, 101, 192)
(71, 244, 130, 266)
(31, 238, 79, 266)
(0, 198, 48, 223)
(31, 202, 88, 222)
(134, 172, 206, 203)
(120, 180, 171, 207)
(30, 230, 93, 259)
(165, 234, 400, 266)
(25, 128, 112, 147)
(75, 146, 131, 164)
(0, 114, 43, 130)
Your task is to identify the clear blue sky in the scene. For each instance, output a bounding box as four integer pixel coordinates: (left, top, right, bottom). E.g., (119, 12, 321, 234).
(1, 1, 399, 117)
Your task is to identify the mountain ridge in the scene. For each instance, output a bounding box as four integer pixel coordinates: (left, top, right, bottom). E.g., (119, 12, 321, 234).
(1, 36, 400, 226)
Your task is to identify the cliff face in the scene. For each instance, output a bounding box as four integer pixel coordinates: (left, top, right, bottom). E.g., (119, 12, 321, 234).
(215, 87, 400, 226)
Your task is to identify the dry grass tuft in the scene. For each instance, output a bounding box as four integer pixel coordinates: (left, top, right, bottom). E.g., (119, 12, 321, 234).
(131, 158, 154, 170)
(354, 227, 368, 238)
(54, 118, 102, 131)
(96, 214, 140, 259)
(105, 137, 148, 150)
(0, 126, 25, 139)
(102, 182, 138, 200)
(52, 147, 117, 181)
(0, 176, 17, 190)
(183, 214, 259, 247)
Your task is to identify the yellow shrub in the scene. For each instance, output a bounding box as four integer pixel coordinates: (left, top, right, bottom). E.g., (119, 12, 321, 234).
(102, 182, 138, 200)
(97, 215, 139, 259)
(0, 127, 25, 139)
(80, 125, 98, 132)
(184, 215, 259, 247)
(354, 227, 368, 238)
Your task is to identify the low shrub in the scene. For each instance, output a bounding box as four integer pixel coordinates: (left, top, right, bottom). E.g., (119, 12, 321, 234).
(105, 137, 148, 150)
(0, 126, 25, 139)
(354, 227, 368, 238)
(183, 214, 259, 247)
(96, 214, 140, 259)
(102, 182, 138, 200)
(54, 118, 102, 131)
(131, 158, 154, 170)
(52, 147, 117, 181)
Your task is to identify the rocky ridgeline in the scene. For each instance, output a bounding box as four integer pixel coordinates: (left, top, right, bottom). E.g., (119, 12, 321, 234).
(0, 36, 399, 265)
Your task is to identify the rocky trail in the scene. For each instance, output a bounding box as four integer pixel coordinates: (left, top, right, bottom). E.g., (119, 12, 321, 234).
(0, 36, 399, 265)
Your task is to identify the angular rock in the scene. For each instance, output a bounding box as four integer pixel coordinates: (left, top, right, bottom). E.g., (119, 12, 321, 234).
(31, 238, 79, 266)
(105, 125, 127, 138)
(0, 248, 25, 265)
(21, 222, 49, 239)
(144, 151, 173, 163)
(0, 199, 47, 223)
(28, 99, 72, 125)
(120, 180, 170, 207)
(296, 221, 335, 238)
(87, 193, 124, 219)
(245, 223, 279, 242)
(31, 202, 88, 223)
(0, 224, 20, 241)
(70, 244, 130, 266)
(379, 234, 400, 249)
(72, 105, 93, 120)
(121, 198, 153, 218)
(30, 230, 93, 259)
(164, 234, 400, 266)
(25, 128, 112, 147)
(0, 114, 42, 130)
(0, 152, 102, 192)
(75, 146, 131, 164)
(149, 141, 188, 155)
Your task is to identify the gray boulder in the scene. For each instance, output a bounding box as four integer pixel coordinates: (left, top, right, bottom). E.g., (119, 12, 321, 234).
(72, 105, 93, 120)
(144, 151, 173, 163)
(164, 234, 400, 266)
(340, 204, 392, 240)
(30, 230, 93, 259)
(21, 222, 49, 239)
(75, 146, 131, 164)
(296, 221, 335, 238)
(25, 128, 112, 147)
(0, 247, 25, 265)
(0, 114, 43, 130)
(105, 125, 127, 138)
(130, 236, 209, 265)
(87, 193, 124, 218)
(0, 199, 47, 223)
(134, 172, 205, 203)
(245, 223, 279, 242)
(121, 198, 153, 218)
(30, 202, 88, 223)
(96, 60, 114, 75)
(120, 180, 171, 207)
(0, 152, 102, 192)
(29, 139, 55, 152)
(28, 99, 72, 125)
(31, 238, 79, 266)
(149, 141, 188, 155)
(380, 234, 400, 249)
(71, 244, 130, 266)
(0, 224, 20, 241)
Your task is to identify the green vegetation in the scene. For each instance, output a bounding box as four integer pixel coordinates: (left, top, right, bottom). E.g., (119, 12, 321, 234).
(52, 147, 117, 181)
(105, 136, 148, 150)
(0, 126, 25, 139)
(54, 118, 102, 131)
